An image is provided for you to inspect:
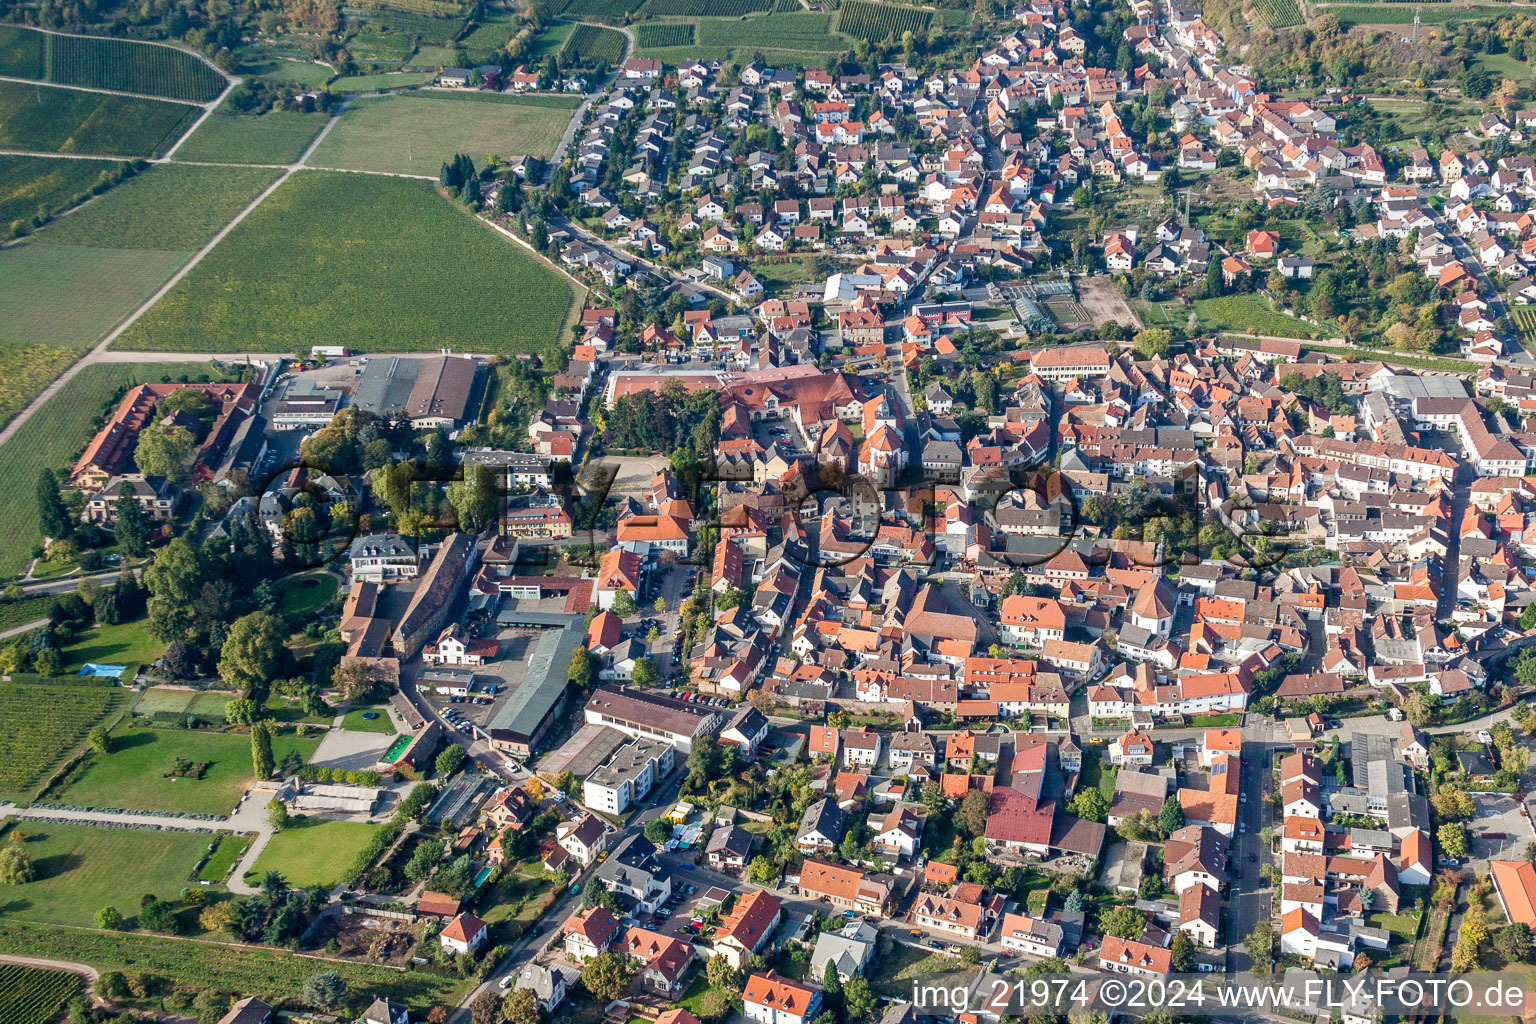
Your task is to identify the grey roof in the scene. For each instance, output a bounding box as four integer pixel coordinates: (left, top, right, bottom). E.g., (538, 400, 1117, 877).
(811, 929, 874, 979)
(353, 356, 423, 417)
(349, 533, 415, 560)
(798, 796, 846, 843)
(486, 615, 586, 744)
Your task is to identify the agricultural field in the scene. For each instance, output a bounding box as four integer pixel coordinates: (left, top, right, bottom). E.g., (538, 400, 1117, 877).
(0, 153, 116, 235)
(697, 12, 843, 49)
(328, 71, 436, 92)
(1321, 2, 1506, 23)
(43, 32, 227, 102)
(112, 172, 579, 360)
(635, 22, 695, 46)
(249, 819, 385, 888)
(1253, 0, 1303, 27)
(835, 0, 931, 41)
(562, 23, 627, 66)
(459, 12, 516, 59)
(0, 680, 124, 802)
(53, 724, 320, 815)
(0, 920, 469, 1009)
(41, 163, 281, 250)
(172, 104, 328, 165)
(0, 81, 200, 157)
(525, 21, 574, 60)
(364, 8, 468, 44)
(556, 0, 645, 17)
(0, 819, 210, 928)
(0, 25, 44, 78)
(307, 92, 574, 174)
(0, 244, 186, 346)
(642, 0, 771, 12)
(1512, 306, 1536, 353)
(0, 964, 79, 1024)
(0, 361, 223, 577)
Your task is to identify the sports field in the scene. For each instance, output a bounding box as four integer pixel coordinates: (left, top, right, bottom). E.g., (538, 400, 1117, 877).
(173, 105, 329, 165)
(0, 80, 200, 157)
(113, 171, 579, 359)
(306, 92, 577, 174)
(249, 818, 384, 888)
(0, 818, 209, 927)
(0, 680, 124, 801)
(54, 725, 320, 815)
(0, 153, 113, 235)
(0, 361, 224, 577)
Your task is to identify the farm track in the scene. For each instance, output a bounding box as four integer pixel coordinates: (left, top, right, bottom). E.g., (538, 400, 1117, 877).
(0, 73, 204, 103)
(0, 953, 198, 1023)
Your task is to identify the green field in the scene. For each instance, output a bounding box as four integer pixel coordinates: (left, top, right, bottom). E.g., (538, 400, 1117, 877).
(54, 725, 320, 815)
(365, 8, 467, 44)
(341, 706, 396, 733)
(835, 0, 931, 41)
(307, 92, 574, 174)
(276, 572, 339, 616)
(0, 362, 224, 577)
(134, 688, 242, 722)
(562, 24, 627, 66)
(0, 819, 209, 927)
(113, 171, 578, 359)
(0, 153, 118, 235)
(327, 70, 436, 92)
(0, 964, 80, 1024)
(197, 832, 249, 882)
(643, 0, 770, 11)
(525, 22, 574, 60)
(59, 616, 165, 681)
(459, 12, 515, 59)
(697, 12, 843, 49)
(1323, 2, 1507, 23)
(0, 919, 468, 1008)
(41, 163, 281, 250)
(43, 31, 227, 102)
(173, 105, 328, 165)
(0, 244, 187, 349)
(0, 25, 44, 78)
(249, 818, 384, 888)
(0, 80, 200, 157)
(1192, 293, 1324, 339)
(0, 680, 124, 801)
(557, 0, 645, 17)
(634, 22, 694, 47)
(1253, 0, 1303, 27)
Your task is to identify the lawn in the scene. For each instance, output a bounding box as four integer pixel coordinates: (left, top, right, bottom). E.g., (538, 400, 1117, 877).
(173, 105, 328, 165)
(197, 832, 250, 882)
(1190, 713, 1239, 727)
(0, 680, 124, 801)
(41, 163, 281, 251)
(341, 706, 395, 733)
(113, 171, 579, 361)
(0, 818, 209, 927)
(1367, 909, 1421, 942)
(0, 80, 200, 157)
(0, 920, 469, 1009)
(0, 154, 115, 236)
(58, 615, 166, 681)
(276, 572, 339, 616)
(1191, 293, 1325, 340)
(55, 725, 320, 815)
(0, 361, 225, 577)
(248, 818, 384, 888)
(327, 71, 435, 92)
(306, 92, 576, 174)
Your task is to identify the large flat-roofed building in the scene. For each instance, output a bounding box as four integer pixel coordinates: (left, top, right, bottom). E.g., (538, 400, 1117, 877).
(584, 686, 724, 753)
(394, 534, 478, 658)
(354, 357, 423, 419)
(408, 355, 482, 429)
(485, 611, 587, 758)
(583, 737, 675, 814)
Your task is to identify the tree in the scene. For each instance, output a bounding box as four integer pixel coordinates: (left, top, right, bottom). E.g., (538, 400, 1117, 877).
(1132, 328, 1173, 359)
(503, 988, 542, 1024)
(447, 463, 500, 534)
(218, 611, 286, 702)
(36, 470, 69, 541)
(1070, 787, 1107, 823)
(1496, 923, 1533, 964)
(631, 657, 659, 688)
(706, 953, 742, 994)
(436, 744, 468, 777)
(114, 483, 152, 558)
(645, 819, 672, 844)
(580, 951, 635, 1002)
(138, 899, 181, 933)
(748, 856, 778, 884)
(612, 590, 637, 617)
(267, 800, 289, 831)
(1170, 930, 1196, 972)
(1439, 822, 1469, 859)
(225, 697, 258, 726)
(1099, 905, 1145, 940)
(1245, 921, 1274, 976)
(250, 719, 275, 781)
(956, 789, 990, 837)
(1157, 794, 1184, 835)
(299, 971, 348, 1011)
(568, 646, 594, 689)
(95, 905, 123, 930)
(135, 423, 196, 482)
(332, 660, 384, 705)
(88, 725, 111, 756)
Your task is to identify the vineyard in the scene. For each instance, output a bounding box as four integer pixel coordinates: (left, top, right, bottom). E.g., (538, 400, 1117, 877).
(1253, 0, 1303, 27)
(45, 33, 226, 102)
(0, 680, 124, 801)
(0, 964, 79, 1024)
(1511, 307, 1536, 350)
(0, 25, 44, 78)
(0, 80, 202, 157)
(556, 0, 646, 17)
(835, 0, 931, 41)
(366, 8, 468, 43)
(697, 12, 842, 48)
(642, 0, 772, 13)
(635, 22, 696, 46)
(562, 23, 627, 65)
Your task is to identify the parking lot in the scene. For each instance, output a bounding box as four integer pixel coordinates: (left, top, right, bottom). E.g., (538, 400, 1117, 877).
(1467, 794, 1535, 862)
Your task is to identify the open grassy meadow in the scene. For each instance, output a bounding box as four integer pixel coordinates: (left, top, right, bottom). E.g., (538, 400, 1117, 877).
(59, 616, 166, 681)
(0, 819, 209, 927)
(53, 724, 319, 815)
(249, 818, 384, 888)
(0, 360, 222, 577)
(173, 105, 329, 165)
(113, 171, 578, 359)
(41, 163, 281, 250)
(0, 80, 200, 157)
(306, 92, 576, 174)
(0, 153, 116, 234)
(0, 680, 124, 802)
